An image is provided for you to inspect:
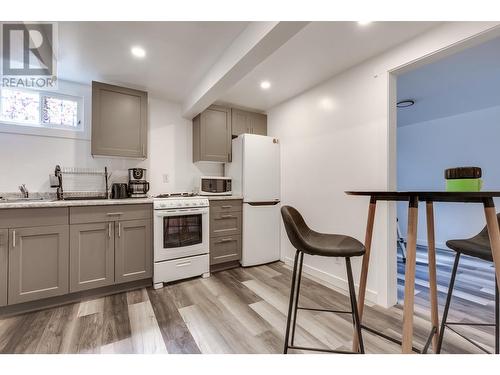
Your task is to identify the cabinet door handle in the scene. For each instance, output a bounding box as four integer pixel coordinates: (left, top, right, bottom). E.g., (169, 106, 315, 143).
(118, 222, 121, 237)
(12, 230, 16, 248)
(106, 212, 123, 216)
(216, 238, 233, 244)
(108, 223, 112, 238)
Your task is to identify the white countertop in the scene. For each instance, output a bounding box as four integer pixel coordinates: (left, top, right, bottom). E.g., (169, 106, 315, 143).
(0, 197, 154, 209)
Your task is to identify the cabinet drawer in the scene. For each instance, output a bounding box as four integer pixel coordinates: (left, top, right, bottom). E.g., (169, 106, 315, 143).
(0, 207, 68, 228)
(209, 199, 242, 214)
(70, 204, 152, 224)
(154, 254, 208, 284)
(210, 211, 241, 237)
(210, 235, 241, 265)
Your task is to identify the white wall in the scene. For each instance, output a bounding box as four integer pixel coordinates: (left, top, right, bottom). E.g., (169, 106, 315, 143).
(267, 22, 500, 307)
(397, 105, 500, 249)
(0, 80, 222, 195)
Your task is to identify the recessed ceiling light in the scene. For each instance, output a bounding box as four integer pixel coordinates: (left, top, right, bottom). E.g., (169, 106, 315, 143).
(358, 21, 372, 26)
(397, 99, 415, 108)
(260, 81, 271, 90)
(131, 46, 146, 58)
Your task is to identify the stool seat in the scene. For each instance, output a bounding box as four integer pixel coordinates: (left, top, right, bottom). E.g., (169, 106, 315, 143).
(446, 237, 493, 262)
(281, 205, 365, 257)
(299, 230, 366, 257)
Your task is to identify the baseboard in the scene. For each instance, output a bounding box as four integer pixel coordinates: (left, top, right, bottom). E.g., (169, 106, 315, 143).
(282, 256, 378, 305)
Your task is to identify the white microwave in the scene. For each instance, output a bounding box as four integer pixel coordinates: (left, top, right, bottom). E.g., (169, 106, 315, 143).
(199, 176, 232, 196)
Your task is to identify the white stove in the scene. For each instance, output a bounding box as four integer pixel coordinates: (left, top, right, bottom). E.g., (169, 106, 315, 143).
(152, 193, 210, 289)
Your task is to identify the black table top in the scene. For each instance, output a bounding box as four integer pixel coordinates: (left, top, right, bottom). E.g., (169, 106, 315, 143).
(345, 191, 500, 204)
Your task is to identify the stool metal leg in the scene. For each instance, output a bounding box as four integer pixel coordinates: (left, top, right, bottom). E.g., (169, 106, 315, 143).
(436, 252, 461, 354)
(346, 257, 365, 354)
(290, 251, 304, 346)
(496, 277, 499, 354)
(284, 250, 300, 354)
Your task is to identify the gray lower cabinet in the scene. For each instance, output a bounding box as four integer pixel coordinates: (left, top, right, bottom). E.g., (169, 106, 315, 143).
(70, 222, 115, 292)
(8, 225, 69, 305)
(115, 219, 152, 283)
(0, 229, 7, 307)
(231, 108, 267, 137)
(209, 199, 243, 270)
(210, 235, 241, 265)
(193, 105, 231, 162)
(92, 81, 148, 159)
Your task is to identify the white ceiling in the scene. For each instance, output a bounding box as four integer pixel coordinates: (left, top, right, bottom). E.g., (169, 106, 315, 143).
(57, 22, 249, 102)
(218, 21, 440, 111)
(397, 35, 500, 126)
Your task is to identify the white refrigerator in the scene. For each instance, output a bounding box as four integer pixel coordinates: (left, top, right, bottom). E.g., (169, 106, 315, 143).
(226, 134, 281, 266)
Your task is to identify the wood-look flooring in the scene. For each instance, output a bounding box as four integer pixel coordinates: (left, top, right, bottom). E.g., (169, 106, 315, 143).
(0, 256, 495, 354)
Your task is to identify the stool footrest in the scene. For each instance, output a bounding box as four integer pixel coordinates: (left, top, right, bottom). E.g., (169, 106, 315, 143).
(445, 322, 496, 327)
(360, 324, 431, 354)
(287, 345, 359, 354)
(297, 306, 352, 314)
(445, 324, 492, 354)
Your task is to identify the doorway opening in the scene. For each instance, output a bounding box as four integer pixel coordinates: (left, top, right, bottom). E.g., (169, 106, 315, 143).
(392, 35, 500, 352)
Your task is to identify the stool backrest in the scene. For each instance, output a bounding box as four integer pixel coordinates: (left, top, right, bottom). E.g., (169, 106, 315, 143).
(281, 205, 311, 251)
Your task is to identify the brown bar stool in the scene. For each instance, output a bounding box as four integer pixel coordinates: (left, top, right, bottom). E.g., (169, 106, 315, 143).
(437, 214, 500, 354)
(281, 205, 366, 354)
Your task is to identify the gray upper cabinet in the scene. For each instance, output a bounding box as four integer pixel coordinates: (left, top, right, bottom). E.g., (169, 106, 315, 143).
(115, 219, 152, 283)
(70, 222, 115, 292)
(231, 109, 267, 137)
(0, 229, 7, 307)
(193, 105, 231, 162)
(8, 225, 69, 305)
(92, 81, 148, 159)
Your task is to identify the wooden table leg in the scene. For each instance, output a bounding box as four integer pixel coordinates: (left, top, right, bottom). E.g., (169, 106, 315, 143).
(483, 198, 500, 293)
(425, 201, 439, 352)
(402, 196, 418, 353)
(352, 196, 376, 352)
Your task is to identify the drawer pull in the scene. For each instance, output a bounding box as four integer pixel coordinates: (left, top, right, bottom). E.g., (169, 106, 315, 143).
(176, 261, 191, 267)
(106, 212, 124, 216)
(215, 253, 238, 259)
(221, 205, 232, 209)
(215, 238, 233, 244)
(219, 215, 235, 219)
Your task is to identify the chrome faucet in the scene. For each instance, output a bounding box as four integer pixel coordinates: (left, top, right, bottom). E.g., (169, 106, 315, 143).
(19, 184, 29, 198)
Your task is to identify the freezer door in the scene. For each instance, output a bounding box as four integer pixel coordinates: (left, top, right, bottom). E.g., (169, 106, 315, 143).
(242, 202, 281, 267)
(243, 135, 280, 202)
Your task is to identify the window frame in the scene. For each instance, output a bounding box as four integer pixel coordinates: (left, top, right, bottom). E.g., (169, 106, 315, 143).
(0, 86, 85, 139)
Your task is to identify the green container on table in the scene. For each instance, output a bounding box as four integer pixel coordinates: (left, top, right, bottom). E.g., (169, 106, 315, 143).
(445, 178, 483, 192)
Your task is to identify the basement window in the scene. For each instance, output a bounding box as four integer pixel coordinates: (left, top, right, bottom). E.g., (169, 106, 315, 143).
(0, 88, 83, 133)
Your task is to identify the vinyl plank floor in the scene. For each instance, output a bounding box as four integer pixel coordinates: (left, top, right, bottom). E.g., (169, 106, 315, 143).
(0, 256, 495, 354)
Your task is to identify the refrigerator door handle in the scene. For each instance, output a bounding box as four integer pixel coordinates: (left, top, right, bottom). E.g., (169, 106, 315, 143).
(246, 201, 280, 206)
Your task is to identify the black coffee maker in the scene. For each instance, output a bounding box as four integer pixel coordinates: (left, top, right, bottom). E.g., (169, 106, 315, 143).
(128, 168, 150, 198)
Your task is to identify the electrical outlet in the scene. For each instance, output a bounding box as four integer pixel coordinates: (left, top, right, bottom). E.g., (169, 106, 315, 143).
(162, 174, 169, 183)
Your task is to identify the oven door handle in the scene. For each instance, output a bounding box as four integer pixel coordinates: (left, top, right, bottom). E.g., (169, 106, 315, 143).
(155, 208, 208, 216)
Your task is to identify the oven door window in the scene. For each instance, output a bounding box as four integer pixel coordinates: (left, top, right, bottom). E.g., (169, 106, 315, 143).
(163, 214, 203, 248)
